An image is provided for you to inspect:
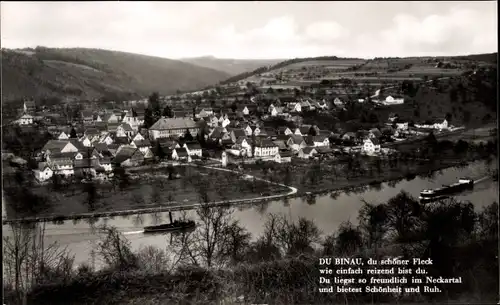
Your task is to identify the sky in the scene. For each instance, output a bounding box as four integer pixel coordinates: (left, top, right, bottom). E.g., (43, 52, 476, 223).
(1, 1, 497, 60)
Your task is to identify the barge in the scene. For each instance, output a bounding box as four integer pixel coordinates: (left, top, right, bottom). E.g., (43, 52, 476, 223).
(144, 212, 196, 233)
(419, 178, 474, 201)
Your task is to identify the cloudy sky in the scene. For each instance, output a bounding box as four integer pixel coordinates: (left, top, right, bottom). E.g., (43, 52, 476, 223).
(1, 1, 497, 59)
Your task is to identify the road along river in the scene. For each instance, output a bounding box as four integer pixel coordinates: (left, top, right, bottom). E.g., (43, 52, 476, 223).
(2, 159, 497, 268)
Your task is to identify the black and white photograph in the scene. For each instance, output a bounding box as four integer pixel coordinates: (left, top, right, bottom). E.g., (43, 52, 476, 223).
(1, 1, 498, 304)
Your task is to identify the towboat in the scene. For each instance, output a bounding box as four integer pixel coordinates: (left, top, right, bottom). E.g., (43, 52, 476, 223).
(143, 211, 196, 233)
(418, 195, 450, 204)
(419, 178, 474, 199)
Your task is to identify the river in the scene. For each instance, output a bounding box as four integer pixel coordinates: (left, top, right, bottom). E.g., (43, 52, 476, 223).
(2, 159, 498, 268)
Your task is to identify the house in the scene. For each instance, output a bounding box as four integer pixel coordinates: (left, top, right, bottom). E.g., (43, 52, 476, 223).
(81, 111, 94, 124)
(272, 140, 288, 150)
(230, 129, 247, 143)
(197, 108, 214, 118)
(298, 147, 318, 159)
(122, 111, 141, 131)
(242, 124, 253, 137)
(98, 158, 113, 172)
(274, 150, 293, 163)
(415, 118, 448, 130)
(288, 102, 302, 113)
(131, 132, 145, 142)
(116, 123, 135, 138)
(113, 147, 144, 167)
(148, 118, 199, 140)
(263, 128, 277, 139)
(383, 96, 404, 105)
(369, 128, 383, 140)
(250, 126, 261, 136)
(101, 113, 120, 123)
(313, 135, 330, 147)
(253, 138, 279, 158)
(294, 125, 314, 136)
(232, 137, 252, 157)
(388, 113, 399, 122)
(41, 140, 79, 157)
(342, 132, 357, 142)
(333, 97, 344, 107)
(277, 126, 293, 136)
(33, 162, 54, 182)
(217, 115, 231, 128)
(395, 122, 409, 130)
(57, 131, 70, 140)
(204, 115, 219, 128)
(237, 105, 250, 116)
(131, 139, 152, 155)
(184, 143, 203, 157)
(95, 133, 113, 145)
(18, 114, 34, 125)
(80, 135, 93, 147)
(172, 148, 191, 162)
(287, 135, 307, 152)
(363, 138, 381, 154)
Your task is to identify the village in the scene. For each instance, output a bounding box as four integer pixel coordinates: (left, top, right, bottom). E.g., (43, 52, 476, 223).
(4, 77, 462, 186)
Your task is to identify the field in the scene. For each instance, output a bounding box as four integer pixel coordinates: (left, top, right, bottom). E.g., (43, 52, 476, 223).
(3, 166, 289, 220)
(285, 59, 366, 68)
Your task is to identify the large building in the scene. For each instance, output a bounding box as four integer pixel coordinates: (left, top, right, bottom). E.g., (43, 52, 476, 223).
(148, 118, 199, 140)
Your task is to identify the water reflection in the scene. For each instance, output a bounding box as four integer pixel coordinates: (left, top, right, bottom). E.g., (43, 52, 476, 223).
(306, 195, 317, 205)
(254, 201, 270, 214)
(132, 214, 144, 227)
(150, 212, 163, 225)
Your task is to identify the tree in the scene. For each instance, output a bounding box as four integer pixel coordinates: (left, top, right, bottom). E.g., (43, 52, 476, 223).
(143, 108, 155, 129)
(162, 105, 173, 118)
(172, 205, 247, 268)
(96, 226, 138, 271)
(148, 92, 161, 118)
(84, 182, 98, 211)
(183, 129, 193, 142)
(69, 128, 77, 138)
(155, 142, 165, 160)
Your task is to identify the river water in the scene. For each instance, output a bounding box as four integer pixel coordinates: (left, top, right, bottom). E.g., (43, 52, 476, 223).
(3, 159, 498, 268)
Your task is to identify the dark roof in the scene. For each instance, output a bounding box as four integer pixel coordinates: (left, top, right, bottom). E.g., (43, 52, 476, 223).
(231, 129, 246, 138)
(288, 135, 304, 145)
(175, 148, 189, 157)
(301, 147, 317, 154)
(42, 140, 72, 153)
(254, 138, 277, 148)
(150, 118, 197, 130)
(120, 123, 134, 132)
(134, 139, 151, 147)
(304, 135, 314, 145)
(186, 143, 202, 150)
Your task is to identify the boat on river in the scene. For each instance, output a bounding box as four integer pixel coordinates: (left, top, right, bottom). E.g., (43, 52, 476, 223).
(143, 212, 196, 233)
(419, 177, 474, 201)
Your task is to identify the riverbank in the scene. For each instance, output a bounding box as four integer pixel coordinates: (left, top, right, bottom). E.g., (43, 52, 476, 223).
(3, 155, 494, 225)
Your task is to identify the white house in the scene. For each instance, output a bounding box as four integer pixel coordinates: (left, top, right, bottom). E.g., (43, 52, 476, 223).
(99, 158, 113, 172)
(363, 138, 381, 155)
(184, 143, 203, 157)
(238, 106, 250, 116)
(80, 136, 92, 147)
(298, 147, 317, 159)
(396, 122, 409, 130)
(243, 125, 253, 137)
(415, 119, 448, 130)
(313, 135, 330, 147)
(333, 98, 344, 107)
(274, 150, 293, 163)
(18, 114, 34, 125)
(99, 134, 114, 145)
(116, 123, 134, 138)
(383, 96, 405, 105)
(287, 135, 307, 152)
(253, 139, 279, 158)
(33, 163, 53, 182)
(131, 132, 145, 142)
(288, 102, 302, 113)
(233, 138, 252, 157)
(58, 131, 70, 140)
